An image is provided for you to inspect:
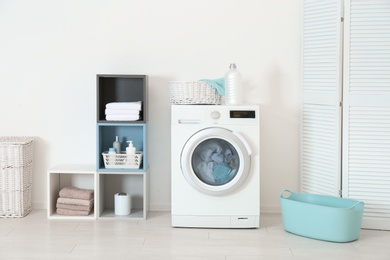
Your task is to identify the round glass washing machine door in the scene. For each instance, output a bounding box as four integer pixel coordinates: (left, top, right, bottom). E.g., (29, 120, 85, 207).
(181, 127, 252, 196)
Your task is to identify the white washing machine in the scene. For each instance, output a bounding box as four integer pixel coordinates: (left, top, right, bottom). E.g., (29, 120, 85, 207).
(171, 105, 260, 228)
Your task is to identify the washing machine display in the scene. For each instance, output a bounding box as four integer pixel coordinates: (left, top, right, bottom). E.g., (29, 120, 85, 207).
(192, 138, 239, 186)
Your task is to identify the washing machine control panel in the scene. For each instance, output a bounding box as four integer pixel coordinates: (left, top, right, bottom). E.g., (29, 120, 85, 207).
(172, 105, 259, 125)
(204, 106, 258, 125)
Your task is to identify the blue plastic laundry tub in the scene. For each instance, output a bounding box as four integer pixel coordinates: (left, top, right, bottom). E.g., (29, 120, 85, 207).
(280, 190, 364, 243)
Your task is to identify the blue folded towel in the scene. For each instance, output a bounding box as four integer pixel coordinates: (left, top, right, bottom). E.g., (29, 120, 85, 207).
(200, 78, 225, 96)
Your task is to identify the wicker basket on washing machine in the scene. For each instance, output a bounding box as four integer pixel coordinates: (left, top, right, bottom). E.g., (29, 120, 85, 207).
(170, 81, 222, 105)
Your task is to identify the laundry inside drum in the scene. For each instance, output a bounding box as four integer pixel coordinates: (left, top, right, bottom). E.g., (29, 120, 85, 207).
(191, 138, 239, 186)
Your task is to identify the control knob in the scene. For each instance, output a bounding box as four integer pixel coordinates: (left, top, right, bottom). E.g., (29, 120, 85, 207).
(210, 111, 221, 120)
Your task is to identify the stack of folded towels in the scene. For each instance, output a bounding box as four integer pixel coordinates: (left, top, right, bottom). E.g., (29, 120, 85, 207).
(56, 186, 94, 216)
(105, 101, 142, 121)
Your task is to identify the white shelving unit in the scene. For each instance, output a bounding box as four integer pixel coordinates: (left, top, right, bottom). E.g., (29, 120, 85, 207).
(47, 75, 149, 221)
(47, 164, 96, 220)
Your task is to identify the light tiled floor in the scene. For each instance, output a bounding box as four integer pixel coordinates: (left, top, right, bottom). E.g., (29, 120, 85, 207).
(0, 210, 389, 259)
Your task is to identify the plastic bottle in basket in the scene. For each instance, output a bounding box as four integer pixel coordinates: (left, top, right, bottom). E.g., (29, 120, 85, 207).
(224, 63, 242, 105)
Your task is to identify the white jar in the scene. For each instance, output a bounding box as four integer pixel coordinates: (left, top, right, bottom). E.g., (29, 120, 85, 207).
(114, 192, 131, 215)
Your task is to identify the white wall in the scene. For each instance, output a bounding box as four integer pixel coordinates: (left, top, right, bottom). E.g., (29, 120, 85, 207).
(0, 0, 301, 212)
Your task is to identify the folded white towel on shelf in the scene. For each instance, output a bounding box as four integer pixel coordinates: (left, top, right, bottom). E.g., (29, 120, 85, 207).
(106, 114, 140, 121)
(105, 109, 140, 115)
(106, 101, 142, 110)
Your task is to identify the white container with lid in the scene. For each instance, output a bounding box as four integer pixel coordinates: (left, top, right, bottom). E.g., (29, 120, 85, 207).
(114, 192, 131, 215)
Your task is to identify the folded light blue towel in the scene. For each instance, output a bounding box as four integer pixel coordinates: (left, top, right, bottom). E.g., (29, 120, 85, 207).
(200, 78, 225, 96)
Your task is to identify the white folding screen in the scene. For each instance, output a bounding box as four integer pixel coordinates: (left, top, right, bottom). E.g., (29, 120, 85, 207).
(301, 0, 343, 196)
(343, 0, 390, 230)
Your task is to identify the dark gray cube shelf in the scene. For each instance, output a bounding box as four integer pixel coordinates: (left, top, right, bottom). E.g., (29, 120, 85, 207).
(97, 74, 148, 123)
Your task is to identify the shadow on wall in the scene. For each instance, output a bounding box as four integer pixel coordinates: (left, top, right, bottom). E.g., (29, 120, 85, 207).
(260, 65, 300, 210)
(266, 66, 299, 121)
(31, 136, 50, 209)
(145, 76, 173, 208)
